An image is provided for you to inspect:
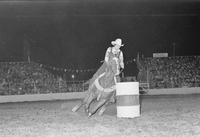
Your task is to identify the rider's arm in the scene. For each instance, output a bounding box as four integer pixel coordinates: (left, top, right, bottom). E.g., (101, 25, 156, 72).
(104, 47, 111, 63)
(119, 51, 124, 69)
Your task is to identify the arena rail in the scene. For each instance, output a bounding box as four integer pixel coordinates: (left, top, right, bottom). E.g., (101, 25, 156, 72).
(0, 87, 200, 103)
(0, 92, 87, 103)
(147, 87, 200, 95)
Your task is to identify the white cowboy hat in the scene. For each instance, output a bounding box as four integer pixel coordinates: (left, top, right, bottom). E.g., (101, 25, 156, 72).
(111, 38, 124, 47)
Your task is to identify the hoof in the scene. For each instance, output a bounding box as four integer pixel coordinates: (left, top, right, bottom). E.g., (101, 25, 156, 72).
(85, 108, 89, 113)
(72, 108, 77, 112)
(88, 112, 93, 117)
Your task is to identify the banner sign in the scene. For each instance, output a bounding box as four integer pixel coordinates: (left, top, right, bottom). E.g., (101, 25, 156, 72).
(153, 53, 168, 58)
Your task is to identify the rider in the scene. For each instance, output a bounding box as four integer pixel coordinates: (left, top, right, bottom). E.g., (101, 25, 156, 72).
(89, 38, 124, 85)
(104, 38, 124, 82)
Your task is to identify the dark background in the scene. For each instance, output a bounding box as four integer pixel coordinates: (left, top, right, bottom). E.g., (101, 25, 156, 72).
(0, 0, 199, 78)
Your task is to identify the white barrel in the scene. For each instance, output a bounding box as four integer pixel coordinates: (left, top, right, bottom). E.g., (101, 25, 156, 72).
(116, 82, 140, 118)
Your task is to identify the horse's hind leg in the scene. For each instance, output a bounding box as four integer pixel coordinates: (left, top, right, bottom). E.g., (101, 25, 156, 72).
(98, 101, 109, 116)
(98, 91, 116, 115)
(88, 99, 107, 117)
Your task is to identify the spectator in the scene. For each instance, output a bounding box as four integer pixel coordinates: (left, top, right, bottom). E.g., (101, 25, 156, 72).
(137, 56, 200, 89)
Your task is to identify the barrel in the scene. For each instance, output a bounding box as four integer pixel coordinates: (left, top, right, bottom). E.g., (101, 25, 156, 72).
(116, 82, 140, 118)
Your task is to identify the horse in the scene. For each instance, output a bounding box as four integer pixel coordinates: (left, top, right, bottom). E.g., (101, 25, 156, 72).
(72, 57, 118, 117)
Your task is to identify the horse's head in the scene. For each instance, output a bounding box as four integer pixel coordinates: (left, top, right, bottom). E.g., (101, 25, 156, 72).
(96, 57, 119, 89)
(106, 57, 119, 76)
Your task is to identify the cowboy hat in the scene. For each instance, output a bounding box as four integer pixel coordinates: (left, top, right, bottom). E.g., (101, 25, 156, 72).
(111, 38, 124, 47)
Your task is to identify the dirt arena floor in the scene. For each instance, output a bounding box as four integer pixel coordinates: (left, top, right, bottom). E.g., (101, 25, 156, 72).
(1, 94, 200, 137)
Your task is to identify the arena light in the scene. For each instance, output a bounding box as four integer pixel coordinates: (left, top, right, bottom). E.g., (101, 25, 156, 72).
(71, 74, 75, 79)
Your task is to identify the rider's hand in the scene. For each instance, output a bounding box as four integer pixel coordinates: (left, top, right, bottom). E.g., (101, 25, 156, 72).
(120, 68, 124, 73)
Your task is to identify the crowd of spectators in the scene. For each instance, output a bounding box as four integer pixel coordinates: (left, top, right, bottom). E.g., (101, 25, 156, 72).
(0, 56, 199, 95)
(0, 62, 84, 95)
(138, 56, 200, 89)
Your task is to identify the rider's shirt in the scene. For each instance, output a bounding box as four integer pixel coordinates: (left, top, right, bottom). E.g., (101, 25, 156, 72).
(104, 47, 124, 73)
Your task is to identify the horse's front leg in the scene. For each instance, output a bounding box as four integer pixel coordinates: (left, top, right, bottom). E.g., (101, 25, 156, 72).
(84, 92, 95, 114)
(72, 90, 90, 112)
(83, 84, 96, 113)
(71, 94, 94, 113)
(72, 102, 83, 112)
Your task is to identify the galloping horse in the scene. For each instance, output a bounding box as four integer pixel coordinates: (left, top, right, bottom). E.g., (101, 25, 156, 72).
(72, 57, 118, 117)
